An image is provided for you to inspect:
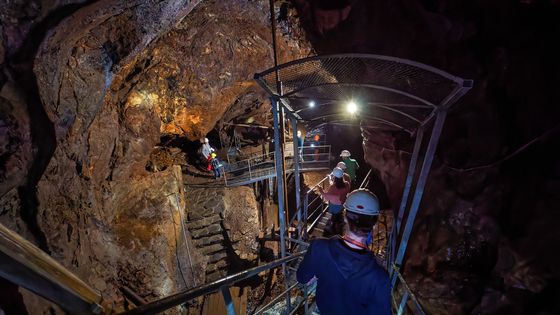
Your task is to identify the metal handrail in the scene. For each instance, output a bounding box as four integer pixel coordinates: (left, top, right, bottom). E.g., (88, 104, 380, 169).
(391, 264, 425, 315)
(0, 223, 103, 314)
(305, 176, 329, 194)
(359, 168, 373, 189)
(254, 282, 300, 314)
(222, 146, 331, 187)
(121, 252, 306, 315)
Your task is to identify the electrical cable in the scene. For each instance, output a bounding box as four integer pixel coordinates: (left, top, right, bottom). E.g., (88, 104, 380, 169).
(167, 195, 189, 288)
(172, 171, 197, 287)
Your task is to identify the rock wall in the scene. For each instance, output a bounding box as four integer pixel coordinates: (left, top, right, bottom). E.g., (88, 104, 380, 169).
(124, 0, 313, 140)
(1, 0, 201, 312)
(185, 185, 260, 282)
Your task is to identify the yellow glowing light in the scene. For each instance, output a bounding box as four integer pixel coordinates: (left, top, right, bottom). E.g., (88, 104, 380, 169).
(346, 101, 358, 114)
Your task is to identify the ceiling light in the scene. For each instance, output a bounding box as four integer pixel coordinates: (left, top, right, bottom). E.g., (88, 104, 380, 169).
(346, 101, 358, 114)
(309, 101, 315, 108)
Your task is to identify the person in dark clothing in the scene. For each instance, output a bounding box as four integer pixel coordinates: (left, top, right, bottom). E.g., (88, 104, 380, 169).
(210, 152, 222, 179)
(297, 189, 391, 315)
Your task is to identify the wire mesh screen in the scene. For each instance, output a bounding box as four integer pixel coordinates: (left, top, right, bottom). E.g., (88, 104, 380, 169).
(255, 54, 469, 133)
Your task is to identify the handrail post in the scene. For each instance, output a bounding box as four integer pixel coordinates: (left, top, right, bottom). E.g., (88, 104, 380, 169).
(291, 118, 302, 241)
(221, 287, 236, 315)
(392, 126, 424, 267)
(270, 96, 291, 313)
(223, 165, 228, 186)
(303, 193, 309, 239)
(303, 283, 309, 314)
(397, 291, 409, 315)
(328, 144, 331, 168)
(248, 158, 253, 180)
(392, 110, 448, 286)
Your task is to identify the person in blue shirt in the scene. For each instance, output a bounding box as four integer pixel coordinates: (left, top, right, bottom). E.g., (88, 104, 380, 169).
(210, 152, 222, 179)
(297, 189, 391, 315)
(297, 130, 304, 161)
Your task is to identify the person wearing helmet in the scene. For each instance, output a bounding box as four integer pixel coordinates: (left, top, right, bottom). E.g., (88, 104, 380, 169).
(316, 167, 350, 236)
(201, 138, 215, 159)
(331, 161, 351, 186)
(297, 130, 304, 161)
(209, 152, 222, 179)
(340, 150, 359, 184)
(201, 137, 215, 171)
(297, 189, 390, 315)
(312, 134, 321, 161)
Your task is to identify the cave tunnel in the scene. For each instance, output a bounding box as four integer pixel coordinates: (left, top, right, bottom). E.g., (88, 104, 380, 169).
(1, 1, 560, 315)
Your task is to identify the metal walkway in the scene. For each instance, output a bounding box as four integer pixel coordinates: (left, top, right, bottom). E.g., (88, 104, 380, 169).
(190, 145, 331, 187)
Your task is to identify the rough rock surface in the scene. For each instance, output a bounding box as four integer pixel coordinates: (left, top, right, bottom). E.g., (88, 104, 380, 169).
(185, 185, 260, 282)
(1, 0, 200, 312)
(125, 0, 313, 140)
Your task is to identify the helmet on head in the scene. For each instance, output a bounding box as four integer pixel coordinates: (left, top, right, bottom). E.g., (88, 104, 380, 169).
(204, 138, 209, 143)
(336, 162, 347, 170)
(211, 152, 217, 158)
(331, 167, 344, 179)
(343, 189, 380, 216)
(340, 150, 351, 158)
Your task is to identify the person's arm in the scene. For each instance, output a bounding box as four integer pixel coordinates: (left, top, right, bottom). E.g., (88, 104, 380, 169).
(343, 173, 351, 184)
(297, 242, 316, 284)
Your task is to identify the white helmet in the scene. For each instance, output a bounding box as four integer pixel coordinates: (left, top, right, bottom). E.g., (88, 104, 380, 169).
(336, 161, 347, 170)
(331, 167, 344, 179)
(340, 150, 351, 157)
(343, 189, 380, 216)
(204, 138, 209, 143)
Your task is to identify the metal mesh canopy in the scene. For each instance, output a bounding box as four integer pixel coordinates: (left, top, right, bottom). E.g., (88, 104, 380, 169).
(255, 54, 473, 134)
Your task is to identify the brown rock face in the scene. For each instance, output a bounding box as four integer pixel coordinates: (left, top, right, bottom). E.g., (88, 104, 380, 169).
(126, 0, 312, 140)
(1, 0, 201, 311)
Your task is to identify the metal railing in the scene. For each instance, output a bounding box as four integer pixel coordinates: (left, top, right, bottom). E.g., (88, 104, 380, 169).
(391, 264, 425, 315)
(286, 174, 330, 242)
(121, 252, 306, 315)
(220, 145, 331, 187)
(0, 223, 103, 314)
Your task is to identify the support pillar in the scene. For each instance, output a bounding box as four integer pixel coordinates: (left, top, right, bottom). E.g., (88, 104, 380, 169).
(271, 97, 290, 312)
(291, 118, 302, 240)
(389, 126, 424, 270)
(392, 110, 447, 286)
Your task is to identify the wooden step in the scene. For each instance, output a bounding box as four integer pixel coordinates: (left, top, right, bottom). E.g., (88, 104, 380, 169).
(202, 287, 247, 315)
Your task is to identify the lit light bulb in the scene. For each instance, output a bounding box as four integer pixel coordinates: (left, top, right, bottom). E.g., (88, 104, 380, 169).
(347, 101, 358, 114)
(309, 101, 315, 108)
